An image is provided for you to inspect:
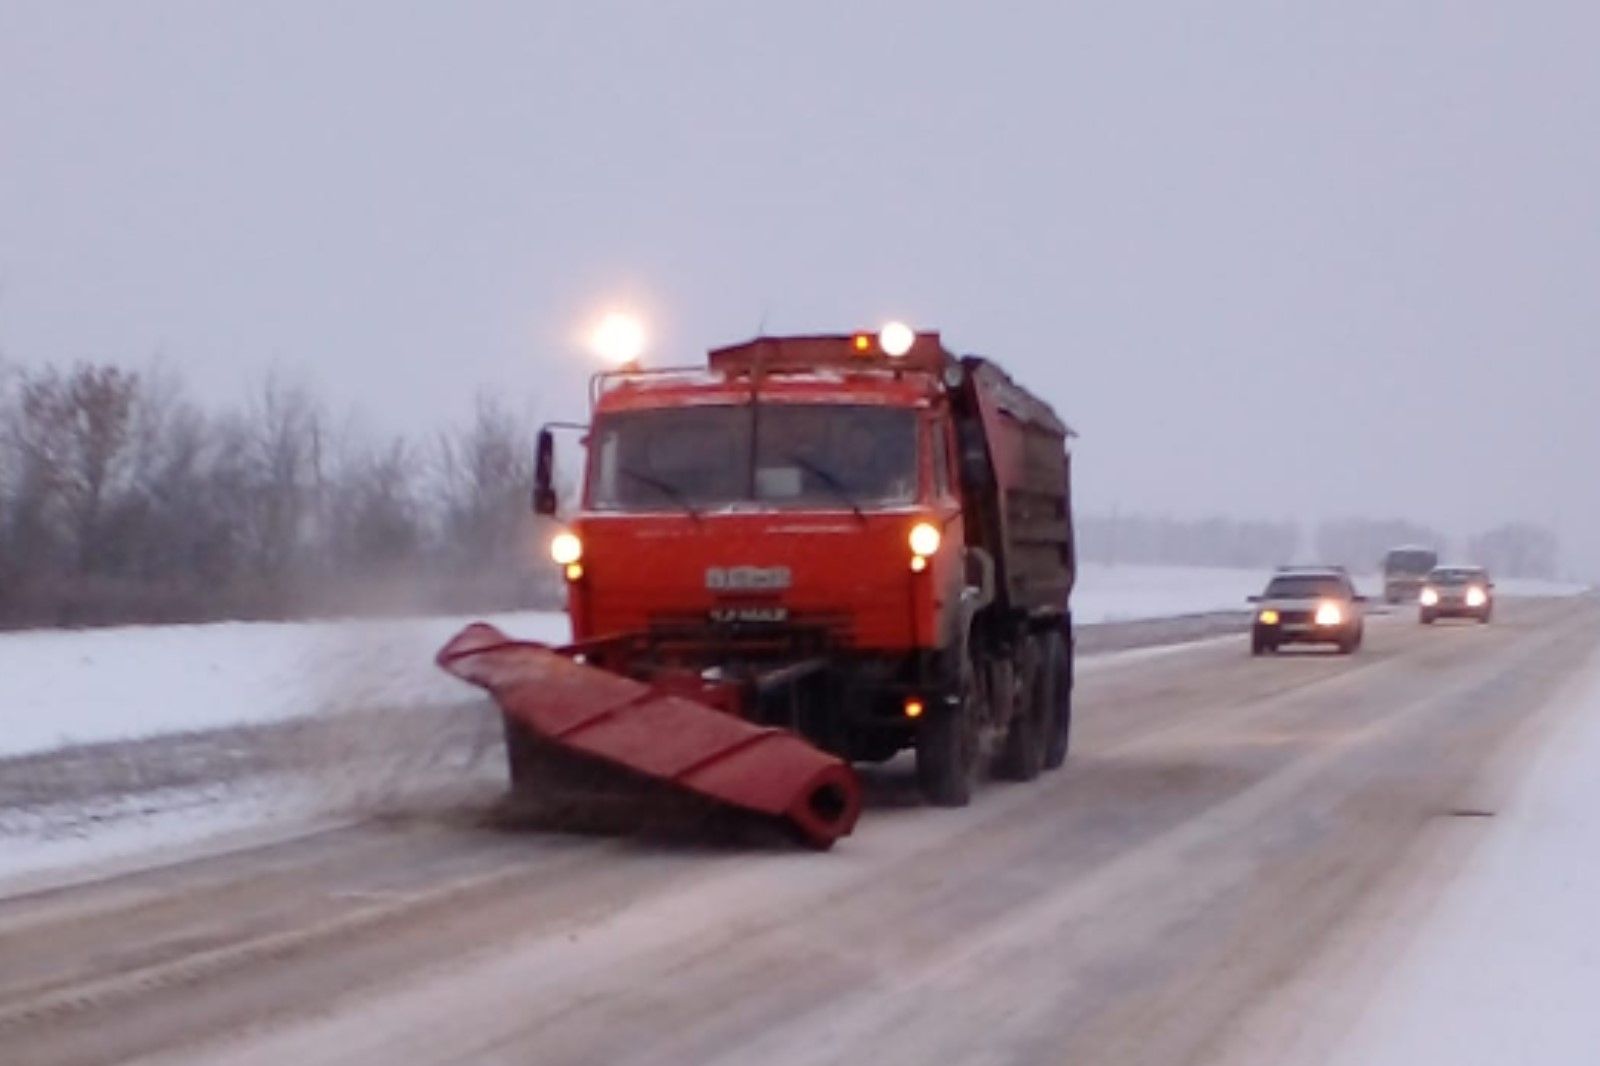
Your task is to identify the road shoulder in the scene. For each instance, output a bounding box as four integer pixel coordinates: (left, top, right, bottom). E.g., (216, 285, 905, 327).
(1211, 633, 1600, 1066)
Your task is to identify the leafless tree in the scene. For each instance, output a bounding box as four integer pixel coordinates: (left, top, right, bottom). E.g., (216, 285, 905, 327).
(236, 373, 326, 582)
(326, 437, 422, 576)
(436, 394, 537, 573)
(1469, 523, 1559, 579)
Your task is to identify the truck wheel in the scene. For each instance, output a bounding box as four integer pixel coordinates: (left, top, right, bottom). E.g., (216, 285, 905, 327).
(1420, 611, 1435, 625)
(995, 637, 1046, 782)
(1042, 630, 1074, 771)
(917, 652, 982, 806)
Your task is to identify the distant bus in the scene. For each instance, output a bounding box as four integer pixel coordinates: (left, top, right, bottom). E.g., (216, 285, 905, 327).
(1382, 546, 1439, 603)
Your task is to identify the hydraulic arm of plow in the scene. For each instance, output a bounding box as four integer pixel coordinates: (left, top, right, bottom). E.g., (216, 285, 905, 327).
(437, 623, 862, 849)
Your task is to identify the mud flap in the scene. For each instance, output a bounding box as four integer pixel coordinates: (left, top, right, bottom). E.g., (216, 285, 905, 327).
(437, 623, 862, 849)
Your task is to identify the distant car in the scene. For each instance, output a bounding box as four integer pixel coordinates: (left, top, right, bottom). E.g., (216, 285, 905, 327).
(1249, 567, 1367, 655)
(1419, 566, 1494, 624)
(1382, 546, 1439, 603)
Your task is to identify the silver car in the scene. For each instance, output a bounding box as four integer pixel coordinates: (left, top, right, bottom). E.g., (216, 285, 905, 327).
(1249, 567, 1367, 655)
(1419, 566, 1494, 624)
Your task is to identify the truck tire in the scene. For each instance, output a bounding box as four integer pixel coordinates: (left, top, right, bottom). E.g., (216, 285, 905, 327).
(917, 650, 982, 807)
(1042, 630, 1074, 771)
(995, 637, 1046, 782)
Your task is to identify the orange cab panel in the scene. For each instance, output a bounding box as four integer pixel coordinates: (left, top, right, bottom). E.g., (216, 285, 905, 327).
(570, 512, 949, 653)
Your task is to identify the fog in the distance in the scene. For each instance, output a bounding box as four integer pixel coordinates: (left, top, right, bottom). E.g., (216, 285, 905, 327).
(2, 3, 1595, 575)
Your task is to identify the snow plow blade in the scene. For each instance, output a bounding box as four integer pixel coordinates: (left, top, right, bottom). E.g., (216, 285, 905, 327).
(437, 623, 862, 849)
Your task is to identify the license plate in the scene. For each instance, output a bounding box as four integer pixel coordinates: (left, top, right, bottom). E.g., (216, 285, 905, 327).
(710, 606, 789, 625)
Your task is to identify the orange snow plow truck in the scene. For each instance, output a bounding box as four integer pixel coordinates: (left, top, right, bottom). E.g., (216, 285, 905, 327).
(437, 327, 1076, 849)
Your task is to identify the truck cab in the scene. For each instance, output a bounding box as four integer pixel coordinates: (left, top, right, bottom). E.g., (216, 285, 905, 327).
(535, 329, 1075, 806)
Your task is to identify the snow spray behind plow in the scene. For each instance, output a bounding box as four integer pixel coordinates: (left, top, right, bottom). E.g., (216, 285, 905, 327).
(436, 623, 861, 849)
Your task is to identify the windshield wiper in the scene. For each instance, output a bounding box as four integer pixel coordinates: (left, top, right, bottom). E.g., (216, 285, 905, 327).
(781, 452, 866, 524)
(620, 466, 703, 523)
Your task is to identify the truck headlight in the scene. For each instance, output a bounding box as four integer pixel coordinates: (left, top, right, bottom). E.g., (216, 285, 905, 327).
(550, 531, 583, 566)
(1258, 609, 1280, 625)
(909, 521, 942, 558)
(1465, 586, 1487, 607)
(1315, 602, 1343, 626)
(1420, 587, 1439, 607)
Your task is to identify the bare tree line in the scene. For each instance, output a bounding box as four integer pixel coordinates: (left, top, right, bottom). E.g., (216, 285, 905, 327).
(1079, 512, 1561, 578)
(1078, 513, 1301, 570)
(0, 358, 1567, 630)
(0, 360, 557, 629)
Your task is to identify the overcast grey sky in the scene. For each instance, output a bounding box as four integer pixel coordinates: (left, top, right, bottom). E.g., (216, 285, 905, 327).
(2, 2, 1596, 574)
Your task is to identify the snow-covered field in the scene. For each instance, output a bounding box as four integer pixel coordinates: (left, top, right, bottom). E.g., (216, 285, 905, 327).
(0, 609, 570, 759)
(0, 564, 1585, 760)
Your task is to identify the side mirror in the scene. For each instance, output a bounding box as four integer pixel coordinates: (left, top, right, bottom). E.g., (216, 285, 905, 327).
(1354, 595, 1369, 603)
(1246, 594, 1262, 603)
(533, 428, 558, 516)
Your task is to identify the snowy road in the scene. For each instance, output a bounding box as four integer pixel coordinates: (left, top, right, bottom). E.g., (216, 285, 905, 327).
(1, 597, 1595, 1066)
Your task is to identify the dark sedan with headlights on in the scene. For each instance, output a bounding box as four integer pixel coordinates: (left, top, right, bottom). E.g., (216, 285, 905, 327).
(1248, 567, 1367, 655)
(1419, 565, 1494, 624)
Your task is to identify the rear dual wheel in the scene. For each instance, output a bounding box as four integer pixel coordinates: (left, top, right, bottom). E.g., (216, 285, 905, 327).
(917, 627, 1075, 806)
(995, 639, 1047, 782)
(1041, 630, 1074, 771)
(996, 628, 1076, 779)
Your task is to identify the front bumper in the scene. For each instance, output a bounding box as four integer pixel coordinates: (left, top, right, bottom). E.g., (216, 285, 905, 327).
(1255, 622, 1356, 646)
(1422, 599, 1491, 618)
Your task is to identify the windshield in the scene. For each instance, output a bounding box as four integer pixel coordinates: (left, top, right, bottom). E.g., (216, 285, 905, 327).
(1429, 568, 1484, 585)
(1384, 549, 1437, 575)
(1264, 575, 1350, 599)
(588, 404, 919, 512)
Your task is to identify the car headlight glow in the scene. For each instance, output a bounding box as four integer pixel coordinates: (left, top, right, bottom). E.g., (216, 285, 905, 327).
(1419, 587, 1440, 607)
(550, 531, 583, 566)
(1465, 586, 1487, 607)
(909, 521, 942, 558)
(1258, 609, 1280, 625)
(1315, 602, 1344, 626)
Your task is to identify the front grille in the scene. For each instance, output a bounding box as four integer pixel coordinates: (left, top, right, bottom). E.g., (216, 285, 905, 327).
(645, 611, 852, 660)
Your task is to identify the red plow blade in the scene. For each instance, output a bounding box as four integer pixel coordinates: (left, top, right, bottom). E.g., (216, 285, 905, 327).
(437, 623, 861, 849)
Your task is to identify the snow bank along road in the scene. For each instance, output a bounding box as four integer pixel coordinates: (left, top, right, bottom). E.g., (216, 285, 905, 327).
(0, 597, 1594, 1066)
